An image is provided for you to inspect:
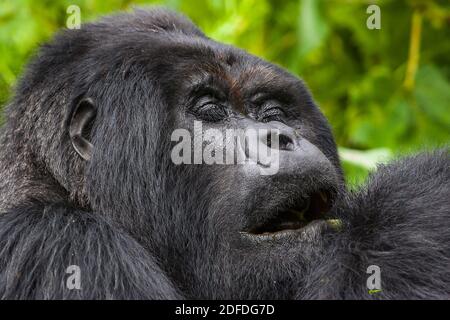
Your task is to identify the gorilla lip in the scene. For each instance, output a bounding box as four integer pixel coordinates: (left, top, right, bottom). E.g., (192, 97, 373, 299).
(242, 190, 334, 239)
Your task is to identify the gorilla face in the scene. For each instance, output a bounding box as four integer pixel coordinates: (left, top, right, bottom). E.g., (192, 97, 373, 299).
(166, 46, 342, 233)
(62, 11, 343, 299)
(170, 48, 342, 298)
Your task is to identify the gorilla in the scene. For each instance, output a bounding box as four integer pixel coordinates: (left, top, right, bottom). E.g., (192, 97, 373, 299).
(0, 8, 448, 300)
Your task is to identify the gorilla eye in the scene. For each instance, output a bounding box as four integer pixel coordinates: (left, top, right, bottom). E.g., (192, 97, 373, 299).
(192, 96, 228, 123)
(259, 101, 286, 124)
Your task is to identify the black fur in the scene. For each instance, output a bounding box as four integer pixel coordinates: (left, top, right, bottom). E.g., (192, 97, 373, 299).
(0, 8, 448, 299)
(299, 150, 450, 299)
(0, 202, 180, 299)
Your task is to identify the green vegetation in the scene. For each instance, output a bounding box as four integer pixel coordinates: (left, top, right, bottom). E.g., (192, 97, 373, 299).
(0, 0, 449, 185)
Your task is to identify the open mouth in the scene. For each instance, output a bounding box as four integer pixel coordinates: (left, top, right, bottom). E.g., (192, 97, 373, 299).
(243, 189, 340, 239)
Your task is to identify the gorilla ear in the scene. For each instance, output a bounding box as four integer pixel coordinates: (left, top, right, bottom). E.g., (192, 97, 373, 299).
(69, 98, 96, 161)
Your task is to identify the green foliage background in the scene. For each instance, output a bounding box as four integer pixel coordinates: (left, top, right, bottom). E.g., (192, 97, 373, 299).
(0, 0, 449, 185)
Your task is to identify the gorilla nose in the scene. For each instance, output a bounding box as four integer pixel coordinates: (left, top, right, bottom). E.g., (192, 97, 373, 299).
(238, 120, 335, 178)
(240, 121, 297, 168)
(262, 129, 295, 152)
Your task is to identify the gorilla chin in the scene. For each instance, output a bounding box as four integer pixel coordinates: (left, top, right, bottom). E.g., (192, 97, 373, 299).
(0, 8, 449, 300)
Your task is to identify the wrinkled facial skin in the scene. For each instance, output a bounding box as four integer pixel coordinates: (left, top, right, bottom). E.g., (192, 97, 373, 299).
(142, 42, 341, 298)
(81, 31, 343, 298)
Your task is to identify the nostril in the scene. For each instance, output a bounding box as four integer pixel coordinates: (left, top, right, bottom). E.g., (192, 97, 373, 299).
(264, 132, 294, 151)
(279, 134, 294, 151)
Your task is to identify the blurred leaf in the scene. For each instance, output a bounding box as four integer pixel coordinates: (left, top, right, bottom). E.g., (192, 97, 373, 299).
(415, 65, 450, 127)
(297, 0, 328, 57)
(339, 147, 392, 170)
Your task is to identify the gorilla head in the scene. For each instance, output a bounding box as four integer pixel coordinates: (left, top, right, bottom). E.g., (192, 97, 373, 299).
(0, 9, 344, 299)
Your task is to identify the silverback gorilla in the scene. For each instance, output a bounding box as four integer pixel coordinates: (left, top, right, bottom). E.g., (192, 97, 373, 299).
(0, 8, 449, 299)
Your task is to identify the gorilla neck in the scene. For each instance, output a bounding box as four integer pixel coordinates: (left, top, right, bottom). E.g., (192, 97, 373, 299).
(0, 138, 67, 212)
